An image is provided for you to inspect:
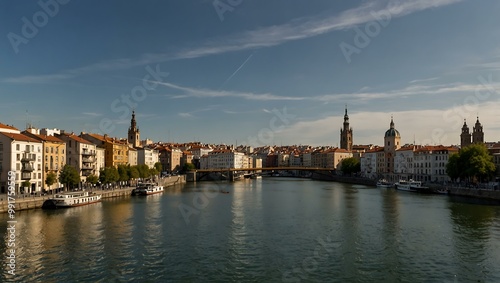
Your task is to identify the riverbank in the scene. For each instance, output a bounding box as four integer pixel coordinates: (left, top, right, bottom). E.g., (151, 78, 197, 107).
(311, 171, 500, 201)
(0, 175, 186, 213)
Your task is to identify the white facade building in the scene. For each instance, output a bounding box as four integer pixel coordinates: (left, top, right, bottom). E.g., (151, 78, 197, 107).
(200, 150, 247, 169)
(138, 147, 160, 169)
(0, 129, 44, 194)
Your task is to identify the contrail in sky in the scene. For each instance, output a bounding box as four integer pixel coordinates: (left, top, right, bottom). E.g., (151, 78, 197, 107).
(220, 53, 254, 88)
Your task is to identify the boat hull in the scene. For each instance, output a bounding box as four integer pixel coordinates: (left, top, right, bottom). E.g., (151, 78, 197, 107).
(42, 194, 101, 209)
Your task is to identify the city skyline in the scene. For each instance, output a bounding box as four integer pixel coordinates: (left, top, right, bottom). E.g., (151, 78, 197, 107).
(2, 0, 500, 146)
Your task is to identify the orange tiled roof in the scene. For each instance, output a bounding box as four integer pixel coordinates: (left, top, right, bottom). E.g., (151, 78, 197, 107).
(0, 123, 19, 131)
(0, 132, 40, 142)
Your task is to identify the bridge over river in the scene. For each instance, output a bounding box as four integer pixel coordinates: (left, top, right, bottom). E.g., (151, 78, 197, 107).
(187, 167, 337, 182)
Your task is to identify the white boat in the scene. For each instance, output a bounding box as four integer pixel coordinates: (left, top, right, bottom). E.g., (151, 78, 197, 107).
(395, 179, 427, 192)
(132, 183, 163, 196)
(251, 175, 262, 179)
(42, 191, 101, 209)
(376, 179, 393, 188)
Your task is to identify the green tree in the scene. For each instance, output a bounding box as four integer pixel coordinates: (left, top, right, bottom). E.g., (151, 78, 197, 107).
(117, 164, 130, 182)
(59, 165, 81, 189)
(150, 168, 159, 177)
(446, 144, 496, 183)
(137, 164, 151, 178)
(99, 167, 119, 184)
(446, 153, 460, 181)
(154, 162, 163, 173)
(45, 172, 57, 188)
(129, 166, 140, 179)
(340, 157, 361, 175)
(22, 180, 31, 189)
(183, 162, 196, 172)
(86, 174, 99, 184)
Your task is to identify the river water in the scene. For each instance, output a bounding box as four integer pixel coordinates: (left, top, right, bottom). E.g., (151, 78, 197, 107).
(1, 178, 500, 282)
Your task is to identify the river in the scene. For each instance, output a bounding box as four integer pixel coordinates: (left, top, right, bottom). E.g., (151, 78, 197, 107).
(1, 178, 500, 282)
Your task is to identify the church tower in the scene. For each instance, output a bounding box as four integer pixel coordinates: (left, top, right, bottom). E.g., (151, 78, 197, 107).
(384, 116, 401, 175)
(340, 107, 353, 151)
(460, 119, 471, 148)
(472, 116, 484, 144)
(128, 110, 140, 148)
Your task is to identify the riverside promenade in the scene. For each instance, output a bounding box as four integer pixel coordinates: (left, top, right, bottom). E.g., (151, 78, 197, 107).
(0, 175, 186, 213)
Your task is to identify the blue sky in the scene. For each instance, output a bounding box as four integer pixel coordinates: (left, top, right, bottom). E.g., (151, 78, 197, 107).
(1, 0, 500, 146)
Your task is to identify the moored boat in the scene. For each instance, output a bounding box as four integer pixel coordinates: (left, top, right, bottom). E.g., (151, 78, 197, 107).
(132, 183, 163, 196)
(376, 179, 393, 188)
(42, 191, 101, 209)
(395, 179, 428, 192)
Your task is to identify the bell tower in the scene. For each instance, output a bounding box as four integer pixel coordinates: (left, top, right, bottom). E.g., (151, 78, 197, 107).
(128, 110, 140, 148)
(472, 116, 484, 144)
(340, 107, 353, 151)
(460, 119, 471, 148)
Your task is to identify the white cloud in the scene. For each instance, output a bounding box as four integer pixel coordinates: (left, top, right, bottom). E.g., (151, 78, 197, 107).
(155, 81, 307, 101)
(1, 0, 462, 84)
(274, 100, 500, 146)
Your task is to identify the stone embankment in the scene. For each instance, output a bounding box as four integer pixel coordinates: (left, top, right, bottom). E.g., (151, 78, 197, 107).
(0, 175, 186, 213)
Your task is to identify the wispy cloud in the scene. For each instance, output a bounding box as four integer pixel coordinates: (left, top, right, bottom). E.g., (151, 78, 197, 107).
(1, 0, 462, 84)
(178, 106, 219, 119)
(155, 81, 307, 101)
(82, 112, 102, 117)
(314, 81, 500, 103)
(409, 77, 440, 84)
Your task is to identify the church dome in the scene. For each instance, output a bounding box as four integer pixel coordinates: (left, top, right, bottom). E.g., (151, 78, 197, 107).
(384, 117, 400, 137)
(385, 128, 400, 137)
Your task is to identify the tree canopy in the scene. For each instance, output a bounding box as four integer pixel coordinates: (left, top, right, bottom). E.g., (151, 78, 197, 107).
(86, 174, 99, 184)
(99, 167, 119, 184)
(154, 162, 162, 173)
(182, 162, 196, 172)
(340, 157, 360, 175)
(45, 172, 57, 188)
(59, 165, 81, 189)
(446, 143, 496, 183)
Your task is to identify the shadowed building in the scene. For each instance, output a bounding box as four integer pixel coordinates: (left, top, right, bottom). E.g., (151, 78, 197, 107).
(340, 108, 353, 151)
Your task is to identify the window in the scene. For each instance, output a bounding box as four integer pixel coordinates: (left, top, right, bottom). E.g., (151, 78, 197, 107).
(16, 154, 20, 161)
(16, 163, 20, 170)
(16, 144, 20, 151)
(46, 147, 49, 153)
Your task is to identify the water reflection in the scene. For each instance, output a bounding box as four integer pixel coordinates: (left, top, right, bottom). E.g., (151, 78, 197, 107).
(449, 201, 498, 282)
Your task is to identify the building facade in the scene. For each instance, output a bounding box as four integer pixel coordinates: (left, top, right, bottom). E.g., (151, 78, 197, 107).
(0, 129, 44, 194)
(23, 128, 66, 192)
(57, 133, 98, 181)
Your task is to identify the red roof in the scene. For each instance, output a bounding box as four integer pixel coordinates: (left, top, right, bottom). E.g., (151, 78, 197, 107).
(0, 123, 19, 131)
(0, 132, 41, 143)
(22, 132, 64, 143)
(58, 133, 93, 145)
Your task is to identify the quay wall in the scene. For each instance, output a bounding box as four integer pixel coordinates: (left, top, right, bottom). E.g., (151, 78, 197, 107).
(0, 175, 186, 213)
(312, 173, 500, 201)
(311, 172, 377, 186)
